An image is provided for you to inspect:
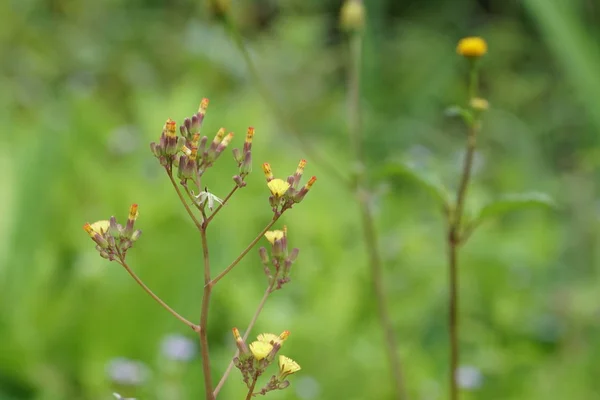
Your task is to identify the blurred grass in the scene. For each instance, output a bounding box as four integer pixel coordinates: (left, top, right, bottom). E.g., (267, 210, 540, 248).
(1, 0, 600, 399)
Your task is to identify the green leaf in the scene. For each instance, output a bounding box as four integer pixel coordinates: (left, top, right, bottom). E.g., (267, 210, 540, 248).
(473, 192, 557, 224)
(381, 161, 451, 208)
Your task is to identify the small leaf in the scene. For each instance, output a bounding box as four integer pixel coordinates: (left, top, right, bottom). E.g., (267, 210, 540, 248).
(444, 105, 474, 125)
(473, 192, 557, 224)
(381, 161, 451, 208)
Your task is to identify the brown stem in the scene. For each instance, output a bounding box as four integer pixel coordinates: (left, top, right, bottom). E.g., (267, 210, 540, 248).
(208, 217, 280, 286)
(448, 125, 477, 400)
(245, 376, 258, 400)
(347, 30, 407, 400)
(117, 257, 199, 332)
(199, 228, 215, 400)
(166, 169, 203, 231)
(213, 281, 275, 397)
(206, 185, 239, 225)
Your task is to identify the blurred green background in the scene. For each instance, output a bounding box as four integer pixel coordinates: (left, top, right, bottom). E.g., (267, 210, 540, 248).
(2, 0, 600, 399)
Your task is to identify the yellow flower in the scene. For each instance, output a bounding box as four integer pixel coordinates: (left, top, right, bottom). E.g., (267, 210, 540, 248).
(90, 220, 110, 235)
(267, 179, 290, 198)
(257, 333, 279, 344)
(249, 341, 273, 360)
(278, 355, 301, 379)
(258, 330, 290, 346)
(456, 37, 487, 58)
(264, 230, 285, 244)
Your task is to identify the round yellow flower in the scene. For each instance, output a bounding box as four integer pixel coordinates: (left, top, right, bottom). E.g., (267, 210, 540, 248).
(267, 179, 291, 198)
(278, 355, 301, 379)
(456, 37, 487, 58)
(249, 341, 273, 360)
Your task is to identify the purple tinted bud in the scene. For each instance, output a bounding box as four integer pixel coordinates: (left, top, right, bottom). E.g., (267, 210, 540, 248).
(240, 151, 252, 175)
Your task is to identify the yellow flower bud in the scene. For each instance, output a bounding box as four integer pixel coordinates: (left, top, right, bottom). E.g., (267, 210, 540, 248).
(340, 0, 365, 32)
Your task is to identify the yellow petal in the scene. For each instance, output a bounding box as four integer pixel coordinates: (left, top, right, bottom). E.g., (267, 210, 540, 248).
(267, 179, 290, 197)
(249, 341, 273, 360)
(264, 230, 285, 244)
(90, 220, 110, 235)
(257, 333, 279, 344)
(279, 355, 301, 376)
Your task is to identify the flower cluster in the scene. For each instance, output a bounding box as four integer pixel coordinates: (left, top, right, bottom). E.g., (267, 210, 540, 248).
(83, 204, 142, 261)
(232, 328, 300, 395)
(262, 160, 317, 214)
(259, 226, 300, 289)
(150, 99, 247, 188)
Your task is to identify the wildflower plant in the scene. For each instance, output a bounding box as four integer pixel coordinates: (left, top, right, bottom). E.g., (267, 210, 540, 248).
(213, 0, 556, 397)
(83, 99, 315, 399)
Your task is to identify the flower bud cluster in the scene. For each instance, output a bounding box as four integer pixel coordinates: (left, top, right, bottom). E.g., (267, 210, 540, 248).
(231, 127, 255, 187)
(259, 226, 300, 289)
(262, 160, 317, 215)
(232, 329, 300, 394)
(150, 99, 242, 183)
(83, 204, 142, 261)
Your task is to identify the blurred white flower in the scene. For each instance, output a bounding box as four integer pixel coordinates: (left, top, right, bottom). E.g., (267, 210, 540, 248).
(106, 357, 150, 386)
(456, 365, 483, 390)
(160, 334, 196, 362)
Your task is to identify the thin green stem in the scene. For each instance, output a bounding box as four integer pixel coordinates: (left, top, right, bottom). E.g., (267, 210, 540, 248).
(200, 228, 215, 400)
(206, 185, 239, 225)
(448, 126, 476, 400)
(213, 280, 276, 397)
(347, 30, 407, 400)
(221, 12, 349, 186)
(208, 217, 280, 286)
(448, 62, 481, 400)
(166, 169, 203, 231)
(117, 256, 199, 332)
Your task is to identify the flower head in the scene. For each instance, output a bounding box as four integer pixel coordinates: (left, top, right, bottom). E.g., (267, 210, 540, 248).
(249, 341, 273, 360)
(257, 333, 279, 344)
(456, 37, 487, 58)
(87, 220, 110, 236)
(264, 230, 285, 245)
(278, 355, 301, 380)
(267, 179, 291, 198)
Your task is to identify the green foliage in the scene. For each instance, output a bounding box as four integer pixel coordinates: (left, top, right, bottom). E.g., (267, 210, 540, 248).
(469, 192, 557, 228)
(1, 0, 599, 399)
